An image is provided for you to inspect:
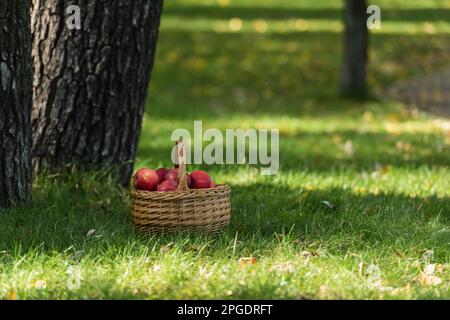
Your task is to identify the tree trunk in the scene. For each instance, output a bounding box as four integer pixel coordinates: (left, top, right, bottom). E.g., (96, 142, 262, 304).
(341, 0, 368, 95)
(0, 0, 33, 207)
(32, 0, 164, 186)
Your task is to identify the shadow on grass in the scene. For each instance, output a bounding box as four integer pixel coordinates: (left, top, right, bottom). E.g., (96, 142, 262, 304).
(0, 179, 448, 259)
(226, 183, 450, 259)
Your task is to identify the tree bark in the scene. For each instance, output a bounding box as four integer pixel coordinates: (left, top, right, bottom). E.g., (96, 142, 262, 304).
(32, 0, 164, 186)
(0, 0, 33, 207)
(341, 0, 368, 94)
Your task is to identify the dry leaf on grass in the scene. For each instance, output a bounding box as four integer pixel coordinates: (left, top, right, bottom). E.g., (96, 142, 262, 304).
(238, 257, 257, 266)
(7, 290, 17, 300)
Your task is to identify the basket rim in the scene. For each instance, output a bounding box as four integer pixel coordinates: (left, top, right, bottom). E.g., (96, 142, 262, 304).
(131, 184, 231, 200)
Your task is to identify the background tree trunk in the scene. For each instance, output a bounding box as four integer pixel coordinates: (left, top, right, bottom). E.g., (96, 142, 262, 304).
(341, 0, 368, 95)
(32, 0, 164, 186)
(0, 0, 33, 207)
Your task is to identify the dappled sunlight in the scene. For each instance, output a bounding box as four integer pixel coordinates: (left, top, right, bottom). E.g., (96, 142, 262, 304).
(2, 0, 449, 300)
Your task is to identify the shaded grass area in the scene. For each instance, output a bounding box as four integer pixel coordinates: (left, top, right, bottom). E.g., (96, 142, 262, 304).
(1, 170, 449, 299)
(1, 0, 449, 299)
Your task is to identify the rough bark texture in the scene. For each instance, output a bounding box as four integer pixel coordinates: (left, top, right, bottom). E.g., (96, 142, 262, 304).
(341, 0, 368, 94)
(0, 0, 33, 207)
(32, 0, 164, 186)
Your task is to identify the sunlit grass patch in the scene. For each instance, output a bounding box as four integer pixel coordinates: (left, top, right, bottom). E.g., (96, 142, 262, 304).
(1, 0, 449, 299)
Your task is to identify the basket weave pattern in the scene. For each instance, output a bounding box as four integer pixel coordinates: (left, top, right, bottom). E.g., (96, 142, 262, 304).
(131, 142, 231, 234)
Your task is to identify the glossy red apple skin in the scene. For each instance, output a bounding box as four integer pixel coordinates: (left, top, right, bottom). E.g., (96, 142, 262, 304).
(157, 179, 178, 192)
(156, 168, 169, 182)
(190, 170, 211, 189)
(134, 168, 159, 191)
(210, 180, 216, 188)
(165, 168, 179, 182)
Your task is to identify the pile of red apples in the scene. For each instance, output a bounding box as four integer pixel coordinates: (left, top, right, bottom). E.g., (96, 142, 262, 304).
(133, 167, 216, 192)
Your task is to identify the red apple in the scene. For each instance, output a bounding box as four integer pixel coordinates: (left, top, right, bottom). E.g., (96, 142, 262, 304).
(186, 174, 192, 188)
(165, 168, 179, 182)
(156, 168, 169, 182)
(210, 180, 216, 188)
(190, 170, 211, 189)
(134, 168, 159, 191)
(157, 179, 178, 192)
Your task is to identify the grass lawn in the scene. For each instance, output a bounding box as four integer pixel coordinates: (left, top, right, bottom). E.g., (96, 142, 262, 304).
(1, 0, 449, 299)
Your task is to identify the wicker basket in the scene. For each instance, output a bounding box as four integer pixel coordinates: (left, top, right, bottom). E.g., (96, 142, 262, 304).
(131, 141, 231, 234)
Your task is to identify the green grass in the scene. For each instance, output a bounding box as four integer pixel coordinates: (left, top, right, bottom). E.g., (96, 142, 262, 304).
(1, 0, 449, 299)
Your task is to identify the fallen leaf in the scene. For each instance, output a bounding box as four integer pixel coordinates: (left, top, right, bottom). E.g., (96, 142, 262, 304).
(7, 290, 17, 300)
(238, 257, 257, 266)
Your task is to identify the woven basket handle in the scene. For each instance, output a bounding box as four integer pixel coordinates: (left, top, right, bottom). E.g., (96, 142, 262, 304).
(176, 140, 189, 192)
